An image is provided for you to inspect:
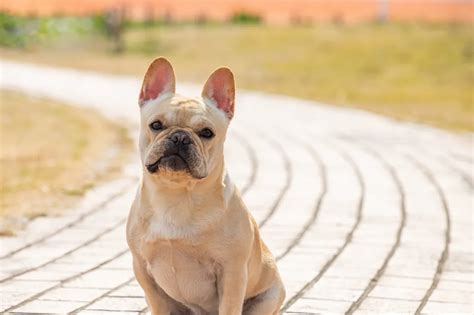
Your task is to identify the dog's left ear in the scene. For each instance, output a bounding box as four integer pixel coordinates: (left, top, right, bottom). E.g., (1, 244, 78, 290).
(139, 57, 176, 106)
(202, 67, 235, 119)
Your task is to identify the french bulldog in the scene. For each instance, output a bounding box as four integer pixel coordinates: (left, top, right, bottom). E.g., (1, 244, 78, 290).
(126, 57, 285, 315)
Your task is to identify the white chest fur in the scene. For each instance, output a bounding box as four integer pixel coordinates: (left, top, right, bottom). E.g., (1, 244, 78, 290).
(145, 172, 234, 240)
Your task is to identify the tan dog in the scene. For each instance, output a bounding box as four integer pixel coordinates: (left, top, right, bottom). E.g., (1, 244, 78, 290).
(126, 57, 285, 315)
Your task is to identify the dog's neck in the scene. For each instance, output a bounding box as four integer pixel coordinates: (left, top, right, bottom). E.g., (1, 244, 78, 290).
(140, 158, 234, 240)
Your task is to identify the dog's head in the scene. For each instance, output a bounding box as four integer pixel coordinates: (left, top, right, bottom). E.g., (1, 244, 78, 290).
(138, 57, 235, 184)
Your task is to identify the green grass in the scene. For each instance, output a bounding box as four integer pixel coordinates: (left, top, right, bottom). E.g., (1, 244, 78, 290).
(0, 12, 108, 48)
(2, 23, 472, 130)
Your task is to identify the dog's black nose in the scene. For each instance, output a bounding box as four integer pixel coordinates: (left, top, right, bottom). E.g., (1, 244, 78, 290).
(170, 131, 191, 146)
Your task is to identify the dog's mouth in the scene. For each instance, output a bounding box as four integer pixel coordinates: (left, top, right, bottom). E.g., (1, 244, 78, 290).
(146, 154, 189, 174)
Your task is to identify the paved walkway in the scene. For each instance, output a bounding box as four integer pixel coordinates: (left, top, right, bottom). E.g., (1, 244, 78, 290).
(0, 60, 472, 314)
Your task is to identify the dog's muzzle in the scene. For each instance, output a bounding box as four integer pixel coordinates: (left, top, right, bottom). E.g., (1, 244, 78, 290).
(146, 130, 193, 174)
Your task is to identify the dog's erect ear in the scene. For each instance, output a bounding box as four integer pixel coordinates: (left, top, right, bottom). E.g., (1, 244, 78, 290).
(202, 67, 235, 119)
(139, 57, 176, 106)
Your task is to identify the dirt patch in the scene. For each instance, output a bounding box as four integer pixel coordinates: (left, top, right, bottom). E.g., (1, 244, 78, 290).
(0, 90, 133, 235)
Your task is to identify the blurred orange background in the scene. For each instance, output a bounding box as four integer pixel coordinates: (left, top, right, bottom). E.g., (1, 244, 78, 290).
(1, 0, 473, 23)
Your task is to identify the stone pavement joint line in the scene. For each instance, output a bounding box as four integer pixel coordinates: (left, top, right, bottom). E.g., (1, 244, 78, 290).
(344, 141, 407, 314)
(274, 143, 326, 261)
(408, 155, 451, 315)
(258, 136, 293, 229)
(231, 131, 258, 195)
(281, 148, 366, 312)
(0, 60, 472, 314)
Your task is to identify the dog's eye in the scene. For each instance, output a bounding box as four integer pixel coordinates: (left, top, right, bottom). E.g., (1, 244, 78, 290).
(199, 128, 214, 139)
(149, 121, 163, 131)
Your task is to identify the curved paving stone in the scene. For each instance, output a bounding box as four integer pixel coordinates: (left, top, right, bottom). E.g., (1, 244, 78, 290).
(0, 60, 472, 314)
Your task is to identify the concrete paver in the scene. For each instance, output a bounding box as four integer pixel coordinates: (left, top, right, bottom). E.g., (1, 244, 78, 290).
(0, 60, 472, 314)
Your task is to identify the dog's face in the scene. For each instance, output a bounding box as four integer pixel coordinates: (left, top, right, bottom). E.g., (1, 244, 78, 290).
(138, 58, 235, 183)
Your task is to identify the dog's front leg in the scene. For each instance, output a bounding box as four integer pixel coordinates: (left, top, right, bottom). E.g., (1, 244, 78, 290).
(218, 264, 248, 315)
(133, 257, 171, 315)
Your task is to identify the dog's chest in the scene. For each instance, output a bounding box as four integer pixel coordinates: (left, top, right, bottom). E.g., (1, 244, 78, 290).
(144, 240, 219, 311)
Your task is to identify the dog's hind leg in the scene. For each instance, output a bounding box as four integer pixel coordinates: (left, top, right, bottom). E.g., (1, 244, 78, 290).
(244, 280, 286, 315)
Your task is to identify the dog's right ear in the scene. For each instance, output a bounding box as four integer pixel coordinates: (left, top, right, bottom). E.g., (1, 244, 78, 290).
(139, 57, 176, 106)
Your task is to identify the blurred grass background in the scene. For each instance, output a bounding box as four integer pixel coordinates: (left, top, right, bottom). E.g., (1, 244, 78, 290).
(1, 12, 472, 131)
